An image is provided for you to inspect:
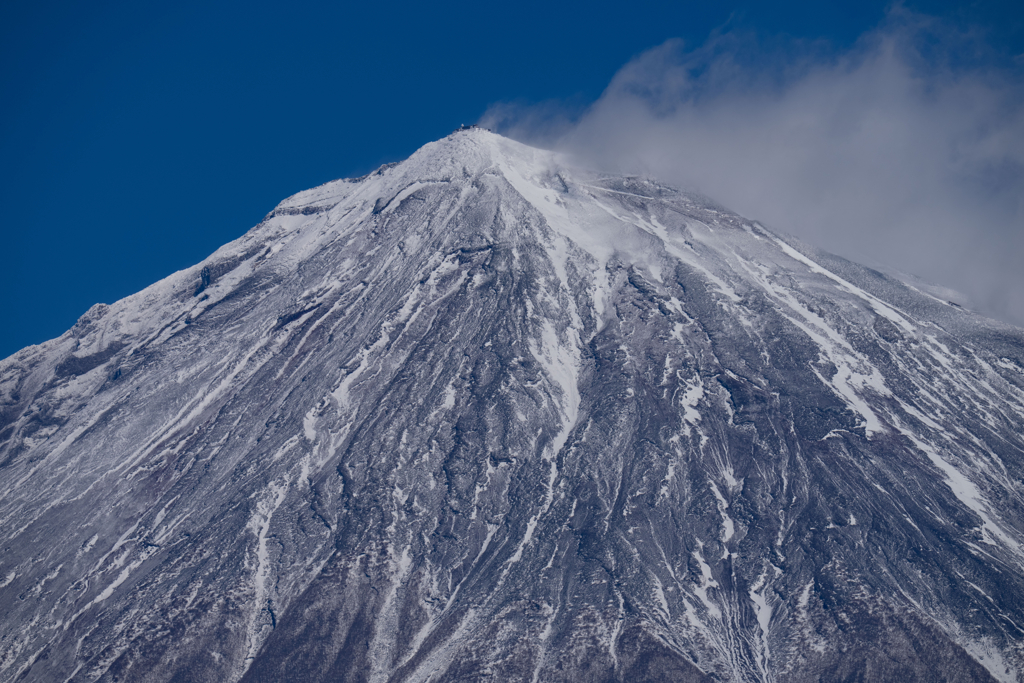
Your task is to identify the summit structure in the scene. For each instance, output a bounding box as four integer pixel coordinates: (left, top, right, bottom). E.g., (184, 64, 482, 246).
(1, 129, 1023, 682)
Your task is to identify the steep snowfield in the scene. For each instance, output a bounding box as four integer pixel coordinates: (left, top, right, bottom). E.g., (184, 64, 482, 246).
(1, 129, 1023, 682)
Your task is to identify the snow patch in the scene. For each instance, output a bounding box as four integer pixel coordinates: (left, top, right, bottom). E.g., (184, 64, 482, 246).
(709, 482, 735, 548)
(749, 570, 774, 682)
(691, 546, 721, 619)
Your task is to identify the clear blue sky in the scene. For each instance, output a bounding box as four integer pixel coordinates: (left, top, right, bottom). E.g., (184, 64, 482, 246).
(2, 0, 1021, 358)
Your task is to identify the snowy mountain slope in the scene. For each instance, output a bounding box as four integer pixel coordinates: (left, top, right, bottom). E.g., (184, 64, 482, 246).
(1, 128, 1024, 682)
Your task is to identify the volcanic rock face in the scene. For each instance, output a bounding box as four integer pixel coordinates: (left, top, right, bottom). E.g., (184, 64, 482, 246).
(2, 129, 1024, 682)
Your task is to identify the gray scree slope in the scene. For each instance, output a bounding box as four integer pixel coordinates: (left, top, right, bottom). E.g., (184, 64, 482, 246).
(2, 129, 1024, 682)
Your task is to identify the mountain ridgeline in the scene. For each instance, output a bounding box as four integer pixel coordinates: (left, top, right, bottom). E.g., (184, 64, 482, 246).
(2, 129, 1024, 682)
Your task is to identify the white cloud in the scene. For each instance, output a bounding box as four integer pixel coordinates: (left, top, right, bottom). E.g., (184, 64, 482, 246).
(481, 9, 1024, 326)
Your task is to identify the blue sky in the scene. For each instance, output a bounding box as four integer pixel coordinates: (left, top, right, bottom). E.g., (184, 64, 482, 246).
(2, 0, 1022, 358)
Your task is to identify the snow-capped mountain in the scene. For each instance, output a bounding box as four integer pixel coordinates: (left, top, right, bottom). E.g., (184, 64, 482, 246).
(2, 128, 1023, 682)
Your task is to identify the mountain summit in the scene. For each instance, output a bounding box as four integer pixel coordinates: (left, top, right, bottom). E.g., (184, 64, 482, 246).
(2, 129, 1023, 682)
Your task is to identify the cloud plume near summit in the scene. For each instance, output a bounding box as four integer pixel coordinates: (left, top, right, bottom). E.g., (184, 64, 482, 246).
(481, 9, 1024, 326)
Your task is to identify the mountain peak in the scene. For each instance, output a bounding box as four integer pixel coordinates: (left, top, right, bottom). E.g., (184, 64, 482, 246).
(1, 131, 1023, 682)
